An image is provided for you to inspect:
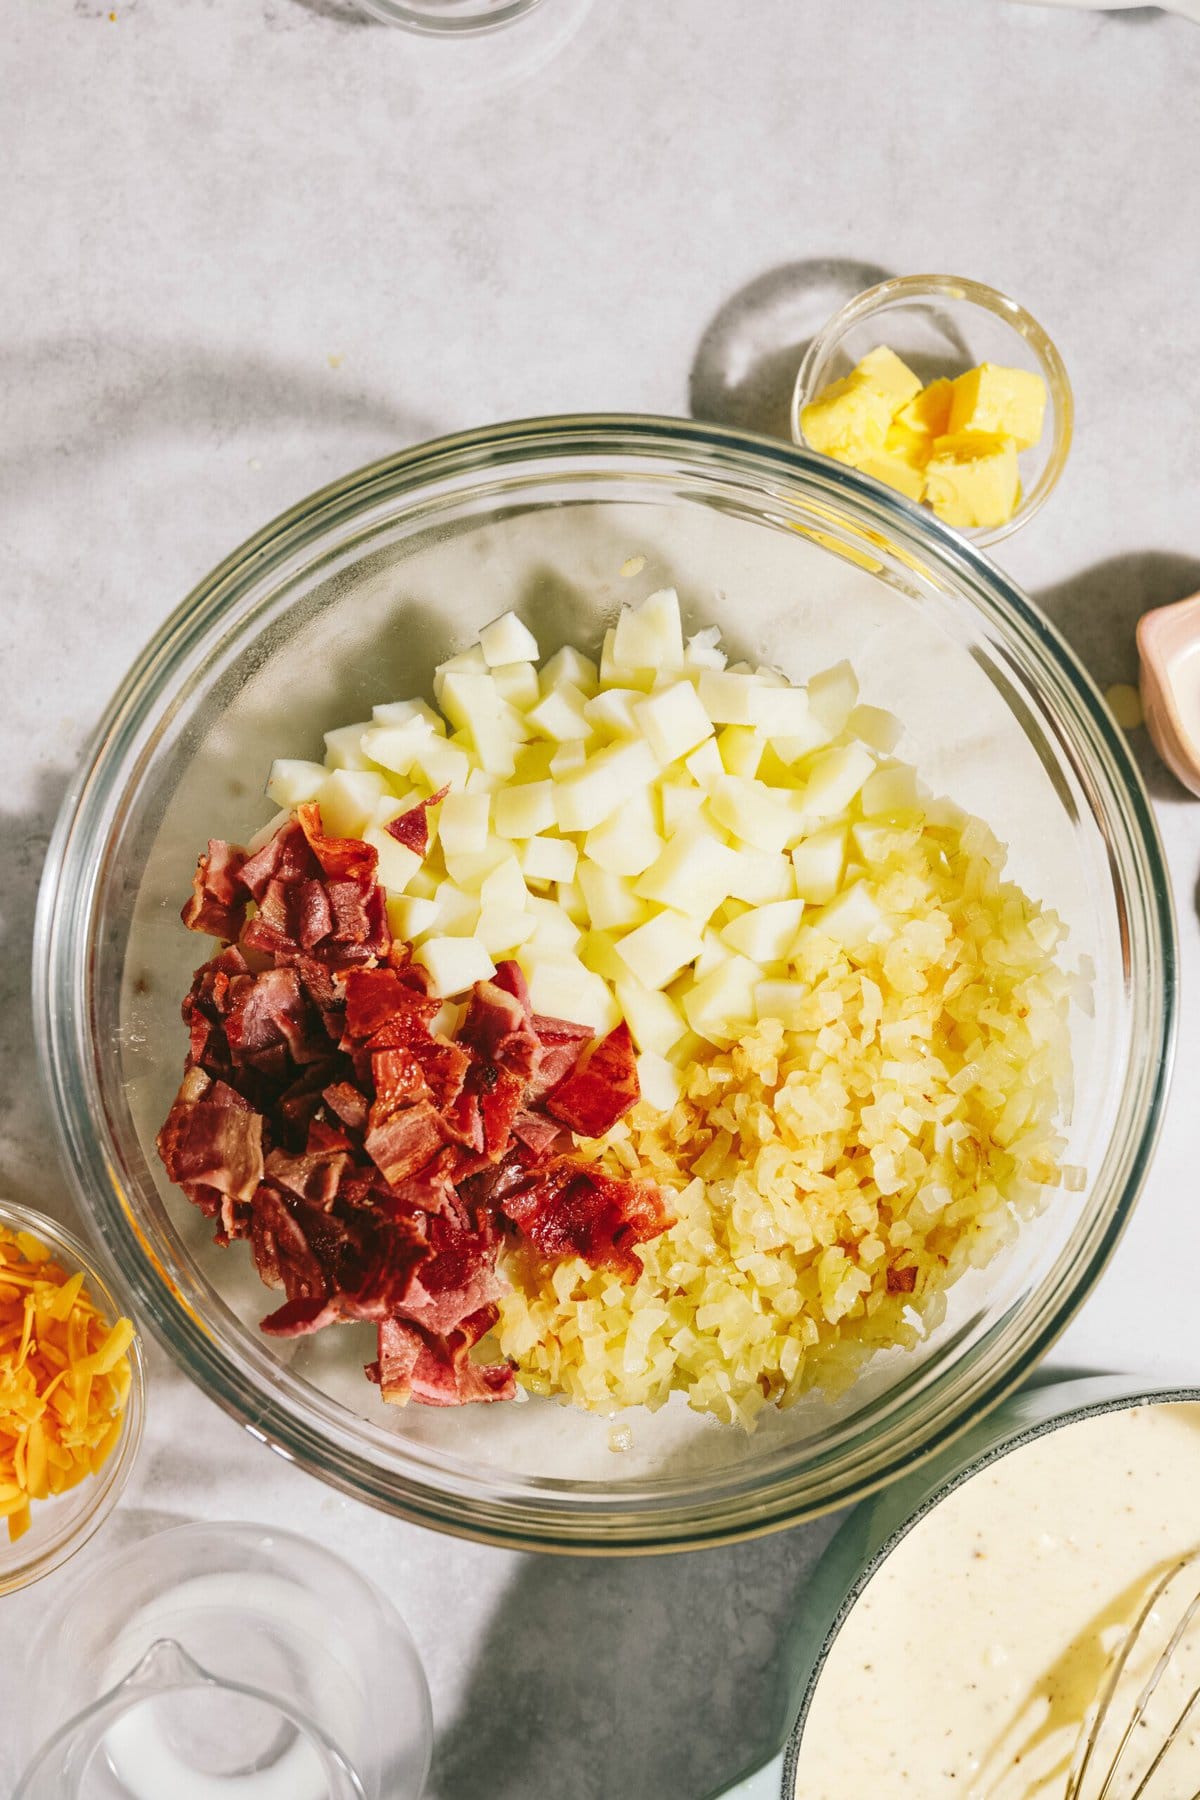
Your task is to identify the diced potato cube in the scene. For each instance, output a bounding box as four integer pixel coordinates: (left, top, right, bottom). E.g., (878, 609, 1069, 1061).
(442, 843, 512, 889)
(438, 791, 491, 855)
(414, 936, 495, 996)
(793, 743, 877, 824)
(555, 879, 589, 925)
(360, 718, 435, 776)
(682, 954, 762, 1044)
(747, 683, 825, 747)
(553, 740, 658, 833)
(660, 781, 706, 833)
(637, 1051, 683, 1111)
(363, 826, 422, 894)
(549, 740, 588, 778)
(634, 819, 739, 919)
(615, 910, 705, 990)
(584, 790, 662, 877)
(755, 978, 814, 1030)
(490, 661, 541, 710)
(599, 628, 656, 694)
(577, 861, 648, 931)
(716, 725, 765, 778)
(476, 907, 537, 955)
(494, 780, 556, 839)
(583, 688, 643, 739)
(480, 857, 528, 913)
(706, 774, 796, 855)
(813, 879, 885, 949)
(685, 738, 725, 786)
(266, 759, 327, 808)
(513, 739, 556, 782)
(371, 697, 445, 735)
(434, 645, 488, 686)
(322, 722, 372, 771)
(387, 894, 439, 941)
(692, 925, 729, 979)
(612, 588, 685, 673)
(526, 683, 593, 742)
(314, 769, 388, 838)
(633, 681, 714, 766)
(806, 661, 860, 735)
(614, 977, 688, 1056)
(852, 821, 918, 867)
(721, 898, 806, 964)
(410, 739, 471, 791)
(728, 850, 796, 905)
(947, 362, 1047, 450)
(860, 762, 922, 818)
(790, 825, 847, 904)
(521, 956, 619, 1034)
(848, 704, 903, 754)
(520, 836, 578, 885)
(697, 669, 762, 726)
(684, 626, 727, 672)
(526, 894, 583, 953)
(580, 929, 628, 985)
(479, 610, 539, 667)
(540, 644, 600, 697)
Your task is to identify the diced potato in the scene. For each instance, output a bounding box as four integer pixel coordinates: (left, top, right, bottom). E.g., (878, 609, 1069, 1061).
(848, 703, 903, 754)
(806, 661, 860, 735)
(266, 759, 326, 808)
(793, 743, 877, 824)
(480, 857, 528, 913)
(387, 895, 440, 941)
(860, 762, 922, 819)
(438, 791, 491, 855)
(579, 928, 628, 985)
(583, 688, 643, 740)
(682, 954, 761, 1044)
(555, 879, 589, 925)
(363, 826, 422, 895)
(553, 740, 659, 833)
(315, 769, 388, 838)
(513, 739, 557, 782)
(442, 843, 512, 889)
(754, 978, 814, 1029)
(747, 683, 821, 745)
(322, 722, 372, 771)
(813, 879, 885, 949)
(584, 790, 662, 877)
(410, 738, 471, 791)
(727, 849, 796, 905)
(465, 766, 500, 796)
(494, 780, 556, 839)
(549, 740, 588, 777)
(490, 662, 541, 710)
(633, 681, 714, 767)
(790, 825, 847, 904)
(660, 781, 706, 833)
(721, 898, 805, 964)
(685, 738, 725, 786)
(684, 625, 727, 671)
(577, 861, 648, 932)
(612, 588, 685, 674)
(479, 610, 540, 667)
(526, 683, 593, 743)
(851, 821, 918, 867)
(636, 1050, 684, 1111)
(599, 629, 657, 694)
(614, 976, 688, 1055)
(692, 924, 729, 979)
(360, 718, 435, 777)
(434, 645, 488, 688)
(540, 644, 599, 697)
(371, 697, 445, 735)
(527, 894, 583, 953)
(716, 725, 765, 778)
(634, 819, 739, 919)
(697, 670, 762, 726)
(521, 956, 620, 1034)
(414, 936, 495, 997)
(615, 910, 705, 990)
(476, 908, 537, 955)
(706, 774, 796, 855)
(520, 836, 578, 885)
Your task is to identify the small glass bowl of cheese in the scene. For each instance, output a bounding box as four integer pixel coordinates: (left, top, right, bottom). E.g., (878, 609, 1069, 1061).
(0, 1200, 144, 1595)
(791, 273, 1073, 548)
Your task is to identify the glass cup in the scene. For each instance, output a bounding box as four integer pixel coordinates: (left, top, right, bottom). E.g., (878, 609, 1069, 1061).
(14, 1521, 432, 1800)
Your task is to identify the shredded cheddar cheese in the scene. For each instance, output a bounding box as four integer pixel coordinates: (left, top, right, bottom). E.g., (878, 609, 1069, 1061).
(0, 1225, 134, 1543)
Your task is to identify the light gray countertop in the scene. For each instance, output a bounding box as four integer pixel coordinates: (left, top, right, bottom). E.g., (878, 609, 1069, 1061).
(3, 1, 1200, 1794)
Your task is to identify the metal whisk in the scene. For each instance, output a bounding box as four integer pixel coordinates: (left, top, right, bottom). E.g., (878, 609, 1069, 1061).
(1066, 1552, 1200, 1800)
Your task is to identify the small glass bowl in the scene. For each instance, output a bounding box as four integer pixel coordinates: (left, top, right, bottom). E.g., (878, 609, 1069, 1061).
(353, 0, 543, 31)
(0, 1201, 144, 1595)
(791, 273, 1074, 548)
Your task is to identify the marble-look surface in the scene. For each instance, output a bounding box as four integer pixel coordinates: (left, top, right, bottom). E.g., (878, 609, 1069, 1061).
(3, 1, 1200, 1794)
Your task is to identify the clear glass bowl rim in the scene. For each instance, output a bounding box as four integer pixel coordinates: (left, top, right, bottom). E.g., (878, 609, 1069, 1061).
(32, 413, 1174, 1553)
(0, 1198, 145, 1594)
(351, 0, 543, 33)
(790, 271, 1075, 549)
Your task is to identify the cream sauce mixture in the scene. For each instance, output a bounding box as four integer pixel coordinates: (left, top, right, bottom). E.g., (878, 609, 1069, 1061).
(793, 1401, 1200, 1798)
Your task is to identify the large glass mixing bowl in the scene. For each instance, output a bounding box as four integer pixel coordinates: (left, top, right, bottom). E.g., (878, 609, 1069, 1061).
(33, 416, 1175, 1552)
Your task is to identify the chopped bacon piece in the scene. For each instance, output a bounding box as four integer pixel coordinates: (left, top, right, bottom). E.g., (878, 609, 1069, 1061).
(342, 966, 438, 1044)
(322, 1079, 369, 1133)
(526, 1014, 593, 1101)
(384, 784, 449, 857)
(367, 1306, 514, 1407)
(295, 801, 378, 885)
(240, 816, 316, 900)
(396, 1214, 503, 1335)
(364, 1102, 445, 1187)
(543, 1021, 640, 1138)
(157, 1068, 264, 1202)
(459, 967, 540, 1082)
(182, 840, 249, 940)
(500, 1156, 673, 1281)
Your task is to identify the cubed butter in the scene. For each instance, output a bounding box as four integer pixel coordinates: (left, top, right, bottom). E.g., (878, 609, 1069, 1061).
(853, 446, 927, 503)
(895, 376, 954, 439)
(924, 433, 1021, 530)
(947, 363, 1047, 450)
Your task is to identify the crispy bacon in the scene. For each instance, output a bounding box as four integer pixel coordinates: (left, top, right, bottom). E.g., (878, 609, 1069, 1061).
(500, 1155, 673, 1281)
(368, 1306, 514, 1407)
(544, 1021, 641, 1139)
(384, 784, 449, 857)
(182, 840, 249, 940)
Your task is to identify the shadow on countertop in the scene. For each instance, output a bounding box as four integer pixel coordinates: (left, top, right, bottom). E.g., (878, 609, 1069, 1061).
(430, 1516, 838, 1800)
(1034, 550, 1200, 803)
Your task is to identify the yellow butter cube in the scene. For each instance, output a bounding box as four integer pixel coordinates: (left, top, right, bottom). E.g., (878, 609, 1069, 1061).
(924, 432, 1020, 529)
(946, 363, 1047, 449)
(853, 345, 923, 411)
(799, 374, 894, 461)
(855, 446, 927, 502)
(883, 420, 933, 467)
(896, 376, 954, 439)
